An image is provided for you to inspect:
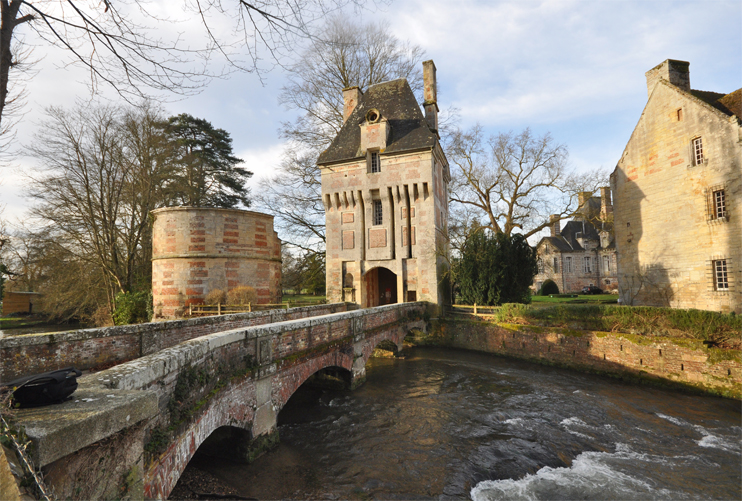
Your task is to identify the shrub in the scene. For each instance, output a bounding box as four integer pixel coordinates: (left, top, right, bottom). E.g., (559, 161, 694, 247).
(539, 279, 559, 296)
(227, 286, 257, 305)
(455, 230, 537, 306)
(204, 288, 227, 305)
(112, 290, 152, 325)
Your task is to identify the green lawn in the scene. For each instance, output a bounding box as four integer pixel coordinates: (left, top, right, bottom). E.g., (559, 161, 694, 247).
(0, 316, 48, 330)
(530, 294, 618, 306)
(282, 294, 327, 305)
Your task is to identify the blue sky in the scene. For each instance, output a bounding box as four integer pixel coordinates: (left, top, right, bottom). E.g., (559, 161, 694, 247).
(1, 0, 740, 229)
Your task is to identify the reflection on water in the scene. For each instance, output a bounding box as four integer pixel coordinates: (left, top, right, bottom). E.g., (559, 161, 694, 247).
(177, 347, 741, 500)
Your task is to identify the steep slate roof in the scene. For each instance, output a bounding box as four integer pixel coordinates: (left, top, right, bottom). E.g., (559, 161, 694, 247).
(317, 79, 437, 166)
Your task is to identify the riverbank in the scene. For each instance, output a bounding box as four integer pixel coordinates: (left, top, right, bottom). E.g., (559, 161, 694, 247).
(411, 312, 741, 399)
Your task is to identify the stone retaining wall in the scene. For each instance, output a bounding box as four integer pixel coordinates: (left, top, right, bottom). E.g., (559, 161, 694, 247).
(0, 303, 352, 382)
(424, 318, 741, 399)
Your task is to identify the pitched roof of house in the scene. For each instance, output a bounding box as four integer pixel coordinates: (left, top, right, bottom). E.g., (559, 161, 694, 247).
(317, 79, 438, 166)
(691, 88, 742, 118)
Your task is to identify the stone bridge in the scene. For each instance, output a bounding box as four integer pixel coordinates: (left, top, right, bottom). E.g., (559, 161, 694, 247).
(12, 302, 429, 500)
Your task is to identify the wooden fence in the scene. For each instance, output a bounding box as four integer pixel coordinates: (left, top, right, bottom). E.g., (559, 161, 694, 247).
(189, 300, 327, 317)
(448, 304, 502, 319)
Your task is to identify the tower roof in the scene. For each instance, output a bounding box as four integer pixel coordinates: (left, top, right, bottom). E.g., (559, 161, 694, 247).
(317, 79, 437, 166)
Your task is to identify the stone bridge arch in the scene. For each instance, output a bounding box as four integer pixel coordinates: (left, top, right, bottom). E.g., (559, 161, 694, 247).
(20, 302, 429, 500)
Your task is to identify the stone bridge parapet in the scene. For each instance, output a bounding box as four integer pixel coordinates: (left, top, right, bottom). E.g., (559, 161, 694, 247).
(12, 302, 429, 500)
(0, 303, 353, 382)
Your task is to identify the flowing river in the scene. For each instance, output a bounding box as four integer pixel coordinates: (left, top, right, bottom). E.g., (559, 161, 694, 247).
(173, 347, 741, 500)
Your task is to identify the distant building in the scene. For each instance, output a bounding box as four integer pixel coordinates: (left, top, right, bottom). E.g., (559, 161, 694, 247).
(611, 59, 741, 313)
(1, 291, 42, 316)
(533, 188, 617, 294)
(318, 60, 450, 307)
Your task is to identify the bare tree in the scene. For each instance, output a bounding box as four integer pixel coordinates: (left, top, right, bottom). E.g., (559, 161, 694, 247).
(0, 0, 367, 146)
(254, 17, 425, 253)
(25, 102, 171, 319)
(448, 125, 608, 240)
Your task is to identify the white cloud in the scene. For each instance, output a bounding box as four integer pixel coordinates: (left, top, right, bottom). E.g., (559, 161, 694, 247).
(237, 142, 287, 188)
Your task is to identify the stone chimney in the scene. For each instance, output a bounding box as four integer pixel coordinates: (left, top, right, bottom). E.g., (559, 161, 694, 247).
(550, 214, 560, 237)
(600, 186, 613, 219)
(645, 59, 690, 98)
(423, 60, 438, 132)
(343, 86, 363, 123)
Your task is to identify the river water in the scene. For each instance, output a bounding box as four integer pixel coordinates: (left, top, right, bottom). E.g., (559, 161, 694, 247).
(176, 347, 741, 500)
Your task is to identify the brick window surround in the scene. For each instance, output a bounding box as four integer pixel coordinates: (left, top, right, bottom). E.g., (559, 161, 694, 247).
(714, 259, 729, 291)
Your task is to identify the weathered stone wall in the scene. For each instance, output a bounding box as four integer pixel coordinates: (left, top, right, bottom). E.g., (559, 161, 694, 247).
(151, 207, 282, 318)
(0, 303, 351, 381)
(424, 318, 741, 399)
(612, 76, 741, 312)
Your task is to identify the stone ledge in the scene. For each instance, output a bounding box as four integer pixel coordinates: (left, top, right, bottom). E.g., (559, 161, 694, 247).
(14, 385, 158, 466)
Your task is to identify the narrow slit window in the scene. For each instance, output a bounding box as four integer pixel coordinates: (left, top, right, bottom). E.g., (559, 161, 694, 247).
(692, 137, 704, 165)
(373, 200, 383, 225)
(370, 152, 381, 173)
(714, 259, 729, 291)
(677, 108, 683, 121)
(553, 258, 559, 273)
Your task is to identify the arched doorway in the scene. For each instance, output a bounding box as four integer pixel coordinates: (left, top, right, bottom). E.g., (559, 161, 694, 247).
(363, 267, 397, 307)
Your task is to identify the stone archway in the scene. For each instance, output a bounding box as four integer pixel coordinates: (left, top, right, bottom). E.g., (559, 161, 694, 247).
(363, 267, 398, 307)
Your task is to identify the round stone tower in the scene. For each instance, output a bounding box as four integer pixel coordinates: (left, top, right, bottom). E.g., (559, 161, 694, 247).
(151, 207, 281, 318)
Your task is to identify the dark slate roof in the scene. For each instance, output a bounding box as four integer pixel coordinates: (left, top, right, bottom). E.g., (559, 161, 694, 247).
(560, 220, 599, 251)
(540, 236, 573, 252)
(317, 79, 437, 166)
(690, 88, 742, 118)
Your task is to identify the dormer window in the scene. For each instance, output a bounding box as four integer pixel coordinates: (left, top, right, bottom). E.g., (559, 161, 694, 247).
(370, 151, 381, 173)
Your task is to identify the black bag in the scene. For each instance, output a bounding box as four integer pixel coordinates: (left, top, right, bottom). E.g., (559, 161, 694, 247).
(1, 367, 82, 407)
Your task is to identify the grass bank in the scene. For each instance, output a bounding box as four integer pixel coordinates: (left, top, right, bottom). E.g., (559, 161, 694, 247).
(464, 303, 741, 351)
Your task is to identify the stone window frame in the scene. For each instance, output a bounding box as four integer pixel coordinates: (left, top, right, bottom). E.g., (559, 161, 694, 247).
(583, 256, 592, 274)
(373, 199, 383, 226)
(704, 183, 728, 223)
(553, 257, 559, 273)
(565, 256, 573, 273)
(691, 136, 705, 166)
(603, 255, 611, 273)
(368, 150, 381, 173)
(537, 258, 545, 274)
(713, 259, 729, 291)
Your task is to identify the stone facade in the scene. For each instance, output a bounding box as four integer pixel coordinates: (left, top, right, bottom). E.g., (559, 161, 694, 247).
(533, 188, 618, 293)
(319, 60, 450, 307)
(151, 207, 282, 318)
(611, 59, 742, 312)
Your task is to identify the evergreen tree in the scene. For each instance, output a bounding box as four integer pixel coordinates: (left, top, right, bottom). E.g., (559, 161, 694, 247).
(456, 230, 537, 305)
(164, 114, 252, 208)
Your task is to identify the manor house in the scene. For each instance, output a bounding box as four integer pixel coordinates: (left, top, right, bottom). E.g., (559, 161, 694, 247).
(533, 188, 617, 294)
(318, 60, 450, 307)
(611, 59, 741, 313)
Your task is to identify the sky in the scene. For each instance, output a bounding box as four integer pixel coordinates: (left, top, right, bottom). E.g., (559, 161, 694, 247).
(1, 0, 740, 238)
